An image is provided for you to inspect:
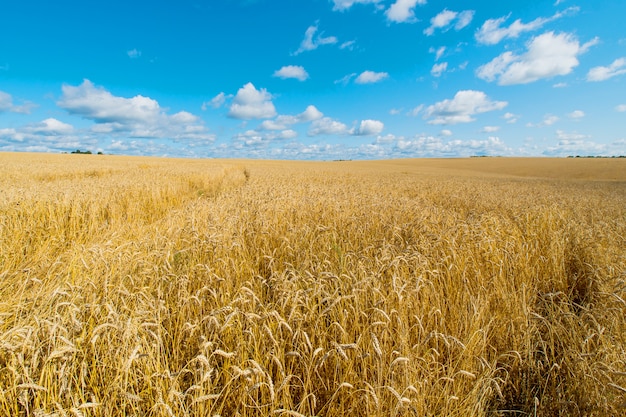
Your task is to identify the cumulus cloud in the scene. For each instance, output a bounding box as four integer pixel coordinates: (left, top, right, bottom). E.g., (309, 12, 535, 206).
(308, 117, 350, 136)
(355, 71, 389, 84)
(476, 31, 598, 85)
(616, 104, 626, 112)
(24, 118, 75, 135)
(440, 129, 453, 136)
(228, 82, 276, 120)
(308, 116, 384, 136)
(260, 105, 324, 130)
(503, 112, 520, 123)
(431, 62, 448, 77)
(586, 58, 626, 82)
(273, 65, 310, 81)
(293, 23, 338, 55)
(424, 9, 474, 35)
(568, 110, 585, 119)
(355, 119, 384, 136)
(381, 135, 512, 157)
(59, 80, 162, 124)
(385, 0, 427, 23)
(0, 118, 87, 154)
(424, 90, 508, 125)
(475, 7, 578, 45)
(542, 138, 626, 157)
(0, 91, 36, 114)
(57, 79, 214, 141)
(331, 0, 382, 11)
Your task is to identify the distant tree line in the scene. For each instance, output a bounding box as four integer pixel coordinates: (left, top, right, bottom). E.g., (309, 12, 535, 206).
(62, 149, 104, 155)
(568, 155, 625, 158)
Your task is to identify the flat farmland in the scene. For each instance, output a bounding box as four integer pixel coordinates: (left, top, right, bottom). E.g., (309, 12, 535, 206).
(1, 153, 625, 416)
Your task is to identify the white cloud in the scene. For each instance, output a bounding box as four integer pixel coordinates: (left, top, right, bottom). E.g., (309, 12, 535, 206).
(261, 105, 324, 130)
(127, 49, 141, 59)
(503, 112, 520, 123)
(568, 110, 584, 119)
(335, 73, 357, 85)
(340, 40, 356, 50)
(455, 10, 475, 30)
(408, 104, 424, 117)
(331, 0, 382, 11)
(527, 114, 559, 127)
(228, 82, 276, 120)
(440, 129, 452, 136)
(586, 58, 626, 82)
(553, 82, 568, 88)
(59, 80, 162, 123)
(293, 23, 338, 55)
(430, 46, 446, 61)
(424, 9, 474, 36)
(556, 130, 590, 141)
(431, 62, 448, 77)
(424, 9, 457, 35)
(481, 126, 500, 133)
(476, 32, 598, 85)
(24, 118, 75, 135)
(308, 117, 350, 136)
(202, 92, 229, 110)
(57, 79, 214, 141)
(424, 90, 508, 125)
(355, 70, 389, 84)
(543, 115, 559, 126)
(616, 104, 626, 112)
(0, 91, 14, 112)
(542, 138, 626, 157)
(0, 91, 36, 114)
(355, 119, 384, 136)
(296, 105, 324, 122)
(388, 135, 512, 157)
(385, 0, 426, 23)
(475, 7, 578, 45)
(273, 65, 310, 81)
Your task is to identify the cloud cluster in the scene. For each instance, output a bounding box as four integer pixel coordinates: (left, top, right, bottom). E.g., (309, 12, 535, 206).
(308, 117, 384, 136)
(57, 80, 214, 141)
(424, 90, 508, 125)
(477, 32, 598, 85)
(386, 0, 427, 23)
(376, 134, 512, 157)
(228, 83, 276, 120)
(294, 23, 337, 55)
(476, 7, 578, 45)
(355, 71, 389, 84)
(331, 0, 382, 11)
(424, 9, 474, 36)
(0, 91, 36, 114)
(273, 65, 310, 81)
(586, 58, 626, 82)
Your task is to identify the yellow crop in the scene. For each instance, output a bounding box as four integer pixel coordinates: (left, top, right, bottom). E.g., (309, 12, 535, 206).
(1, 152, 624, 416)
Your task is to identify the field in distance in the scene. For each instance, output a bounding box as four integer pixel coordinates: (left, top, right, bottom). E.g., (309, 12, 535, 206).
(0, 152, 625, 416)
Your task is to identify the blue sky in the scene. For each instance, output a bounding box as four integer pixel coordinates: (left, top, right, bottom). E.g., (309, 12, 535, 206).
(1, 0, 625, 159)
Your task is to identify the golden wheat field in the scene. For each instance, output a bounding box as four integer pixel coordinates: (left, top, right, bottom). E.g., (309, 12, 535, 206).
(0, 152, 625, 417)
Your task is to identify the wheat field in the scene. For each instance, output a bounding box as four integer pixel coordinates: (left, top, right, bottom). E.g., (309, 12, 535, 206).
(0, 152, 625, 416)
